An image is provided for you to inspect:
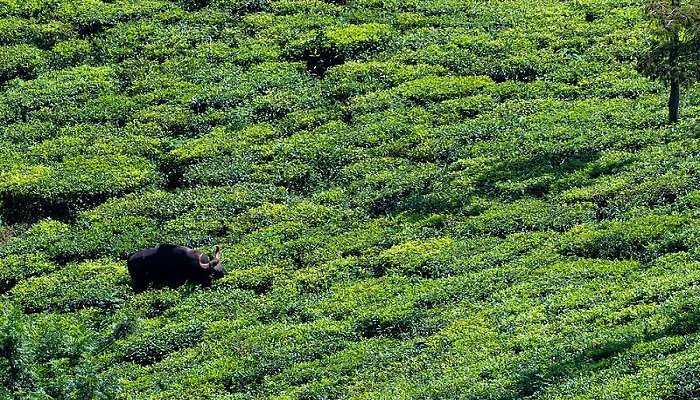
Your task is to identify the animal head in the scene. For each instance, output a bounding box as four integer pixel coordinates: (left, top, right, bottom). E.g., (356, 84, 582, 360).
(198, 245, 224, 279)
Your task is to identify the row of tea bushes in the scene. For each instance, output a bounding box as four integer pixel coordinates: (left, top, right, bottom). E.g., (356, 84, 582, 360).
(3, 0, 700, 397)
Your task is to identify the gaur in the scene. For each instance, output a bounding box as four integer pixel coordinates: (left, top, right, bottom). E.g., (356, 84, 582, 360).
(127, 244, 224, 292)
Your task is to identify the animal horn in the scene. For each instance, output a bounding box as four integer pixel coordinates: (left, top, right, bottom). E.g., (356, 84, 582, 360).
(199, 253, 210, 269)
(214, 246, 221, 264)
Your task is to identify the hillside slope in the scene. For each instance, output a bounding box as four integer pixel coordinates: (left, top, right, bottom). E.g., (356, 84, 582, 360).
(2, 0, 700, 398)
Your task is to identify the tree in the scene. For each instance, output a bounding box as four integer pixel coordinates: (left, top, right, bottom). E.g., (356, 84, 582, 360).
(638, 0, 700, 123)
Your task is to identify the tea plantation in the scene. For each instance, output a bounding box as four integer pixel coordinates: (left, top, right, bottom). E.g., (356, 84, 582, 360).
(2, 0, 700, 398)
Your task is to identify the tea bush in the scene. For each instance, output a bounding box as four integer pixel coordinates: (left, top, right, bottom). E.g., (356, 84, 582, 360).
(2, 0, 700, 398)
(0, 155, 161, 222)
(2, 65, 118, 118)
(8, 260, 130, 313)
(0, 253, 58, 293)
(0, 44, 47, 83)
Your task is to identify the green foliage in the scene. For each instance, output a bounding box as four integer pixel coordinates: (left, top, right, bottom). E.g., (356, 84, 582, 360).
(50, 39, 93, 68)
(0, 44, 48, 83)
(637, 0, 700, 84)
(9, 260, 130, 313)
(0, 253, 58, 293)
(0, 305, 117, 399)
(0, 155, 160, 221)
(561, 214, 695, 260)
(285, 23, 394, 75)
(1, 0, 700, 398)
(2, 65, 118, 119)
(0, 304, 30, 395)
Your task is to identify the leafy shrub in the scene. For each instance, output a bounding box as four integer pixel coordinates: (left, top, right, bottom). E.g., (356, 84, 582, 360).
(2, 65, 118, 120)
(53, 0, 124, 35)
(9, 260, 130, 313)
(50, 38, 93, 67)
(339, 157, 441, 214)
(2, 0, 700, 398)
(0, 17, 72, 48)
(117, 320, 206, 365)
(374, 237, 455, 278)
(0, 306, 119, 399)
(286, 23, 394, 75)
(561, 214, 693, 261)
(0, 253, 58, 293)
(323, 61, 447, 100)
(0, 44, 47, 83)
(29, 124, 163, 161)
(455, 199, 596, 237)
(0, 155, 160, 222)
(210, 0, 271, 13)
(396, 75, 494, 103)
(0, 304, 31, 394)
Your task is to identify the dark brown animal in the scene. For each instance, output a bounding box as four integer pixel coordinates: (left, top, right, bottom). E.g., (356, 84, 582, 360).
(127, 244, 224, 292)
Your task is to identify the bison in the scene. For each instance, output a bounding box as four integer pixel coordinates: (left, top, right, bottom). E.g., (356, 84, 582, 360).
(127, 244, 224, 292)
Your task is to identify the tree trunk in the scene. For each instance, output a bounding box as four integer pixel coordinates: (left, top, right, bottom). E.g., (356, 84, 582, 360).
(669, 0, 681, 124)
(669, 77, 680, 124)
